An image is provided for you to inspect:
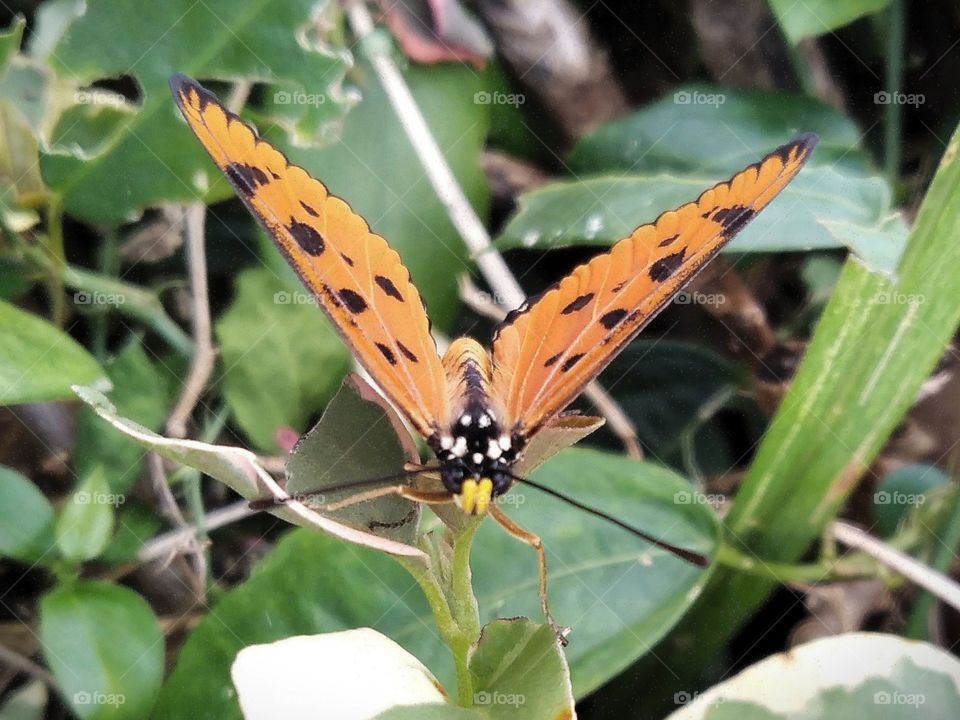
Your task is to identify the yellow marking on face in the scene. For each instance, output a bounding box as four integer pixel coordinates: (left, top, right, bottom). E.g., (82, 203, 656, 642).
(474, 478, 494, 515)
(459, 479, 478, 514)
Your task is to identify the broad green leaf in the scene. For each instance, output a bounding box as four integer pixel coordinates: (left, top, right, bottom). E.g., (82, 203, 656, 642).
(666, 633, 960, 719)
(154, 449, 718, 718)
(567, 84, 864, 176)
(74, 338, 168, 493)
(495, 169, 907, 273)
(100, 502, 163, 565)
(72, 383, 424, 558)
(770, 0, 891, 44)
(215, 268, 350, 451)
(40, 581, 163, 720)
(261, 60, 490, 329)
(39, 0, 349, 223)
(0, 299, 104, 404)
(55, 466, 115, 562)
(467, 618, 573, 720)
(231, 630, 449, 719)
(287, 375, 422, 544)
(0, 465, 54, 563)
(872, 464, 950, 537)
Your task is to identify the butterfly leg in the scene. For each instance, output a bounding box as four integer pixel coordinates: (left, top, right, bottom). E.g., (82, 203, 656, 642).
(319, 485, 453, 512)
(488, 504, 571, 645)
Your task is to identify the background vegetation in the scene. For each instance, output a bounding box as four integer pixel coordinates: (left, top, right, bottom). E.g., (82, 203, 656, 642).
(1, 0, 960, 718)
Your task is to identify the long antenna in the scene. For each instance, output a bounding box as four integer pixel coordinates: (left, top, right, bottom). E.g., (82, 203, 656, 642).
(248, 470, 418, 511)
(507, 472, 709, 567)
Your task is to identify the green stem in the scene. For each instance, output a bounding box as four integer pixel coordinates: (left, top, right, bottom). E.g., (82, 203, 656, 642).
(904, 483, 960, 638)
(91, 229, 119, 362)
(716, 542, 878, 583)
(449, 519, 482, 641)
(395, 553, 474, 704)
(884, 0, 905, 188)
(45, 195, 67, 326)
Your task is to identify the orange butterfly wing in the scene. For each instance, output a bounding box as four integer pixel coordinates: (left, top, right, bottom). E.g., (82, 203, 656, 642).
(170, 75, 448, 438)
(491, 134, 818, 439)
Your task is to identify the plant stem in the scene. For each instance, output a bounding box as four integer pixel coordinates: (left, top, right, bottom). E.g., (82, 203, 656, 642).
(91, 229, 119, 362)
(45, 195, 67, 326)
(395, 553, 474, 704)
(715, 542, 877, 584)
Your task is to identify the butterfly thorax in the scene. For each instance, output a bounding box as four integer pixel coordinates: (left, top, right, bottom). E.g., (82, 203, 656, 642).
(430, 338, 521, 514)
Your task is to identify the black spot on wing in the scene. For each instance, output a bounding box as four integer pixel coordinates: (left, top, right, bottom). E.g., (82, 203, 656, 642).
(658, 233, 680, 247)
(288, 220, 325, 256)
(375, 275, 404, 301)
(339, 252, 354, 267)
(706, 205, 755, 237)
(561, 292, 594, 315)
(561, 353, 584, 372)
(338, 288, 368, 314)
(376, 342, 397, 365)
(611, 281, 627, 294)
(300, 201, 320, 217)
(544, 352, 562, 367)
(599, 308, 628, 330)
(225, 162, 269, 192)
(396, 340, 418, 362)
(649, 248, 687, 282)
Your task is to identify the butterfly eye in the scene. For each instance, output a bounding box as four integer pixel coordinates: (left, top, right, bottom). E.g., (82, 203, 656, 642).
(440, 464, 466, 494)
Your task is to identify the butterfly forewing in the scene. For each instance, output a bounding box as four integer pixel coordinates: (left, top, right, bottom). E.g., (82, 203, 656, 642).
(171, 75, 448, 438)
(491, 134, 818, 440)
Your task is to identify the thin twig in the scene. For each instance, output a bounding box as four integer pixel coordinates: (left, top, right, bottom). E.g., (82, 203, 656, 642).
(832, 521, 960, 613)
(166, 204, 215, 438)
(0, 643, 57, 688)
(139, 499, 255, 563)
(347, 0, 644, 457)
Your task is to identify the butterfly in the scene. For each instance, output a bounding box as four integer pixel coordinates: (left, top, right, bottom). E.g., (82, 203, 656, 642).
(171, 74, 817, 635)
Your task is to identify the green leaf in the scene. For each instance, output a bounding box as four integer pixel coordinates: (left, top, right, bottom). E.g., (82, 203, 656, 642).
(0, 465, 54, 563)
(665, 633, 960, 719)
(0, 299, 105, 404)
(287, 375, 421, 544)
(376, 706, 483, 719)
(55, 466, 116, 562)
(467, 619, 573, 720)
(100, 502, 163, 565)
(40, 581, 163, 720)
(38, 0, 349, 223)
(769, 0, 891, 44)
(262, 60, 490, 329)
(74, 338, 168, 493)
(215, 268, 351, 451)
(871, 463, 950, 537)
(568, 84, 864, 176)
(499, 85, 906, 272)
(72, 383, 424, 557)
(154, 448, 718, 718)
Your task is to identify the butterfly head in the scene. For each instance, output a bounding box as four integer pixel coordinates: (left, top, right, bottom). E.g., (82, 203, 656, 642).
(432, 407, 519, 515)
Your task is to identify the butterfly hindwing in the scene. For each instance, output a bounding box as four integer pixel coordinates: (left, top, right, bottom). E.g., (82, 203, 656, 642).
(170, 75, 448, 438)
(491, 134, 818, 440)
